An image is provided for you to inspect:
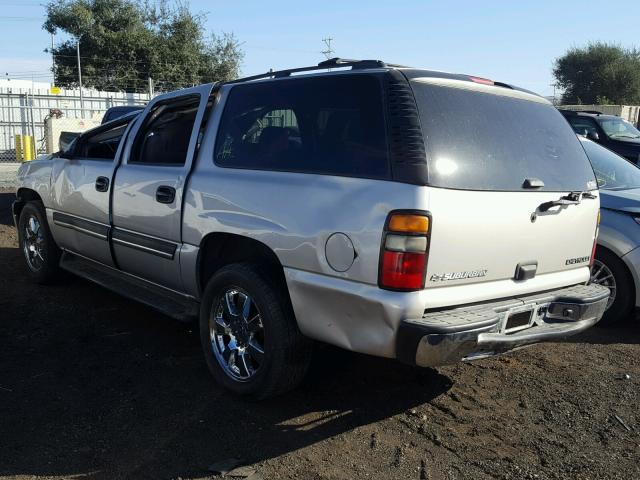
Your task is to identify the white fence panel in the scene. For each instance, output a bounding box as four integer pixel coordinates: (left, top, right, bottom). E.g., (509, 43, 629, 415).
(0, 87, 151, 162)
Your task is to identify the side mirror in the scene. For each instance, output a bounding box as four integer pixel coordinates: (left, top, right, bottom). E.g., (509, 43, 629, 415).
(58, 150, 73, 160)
(587, 130, 600, 142)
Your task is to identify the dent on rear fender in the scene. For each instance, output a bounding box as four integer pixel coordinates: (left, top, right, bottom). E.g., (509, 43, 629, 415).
(284, 268, 425, 358)
(182, 171, 426, 286)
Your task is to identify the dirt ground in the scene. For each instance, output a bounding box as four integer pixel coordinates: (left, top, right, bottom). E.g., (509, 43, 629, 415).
(1, 189, 639, 480)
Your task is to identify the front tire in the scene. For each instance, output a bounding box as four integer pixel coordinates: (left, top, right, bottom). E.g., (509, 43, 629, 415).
(17, 201, 62, 284)
(199, 263, 312, 399)
(590, 248, 635, 325)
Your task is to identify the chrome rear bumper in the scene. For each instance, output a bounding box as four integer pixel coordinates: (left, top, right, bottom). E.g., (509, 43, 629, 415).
(397, 283, 609, 367)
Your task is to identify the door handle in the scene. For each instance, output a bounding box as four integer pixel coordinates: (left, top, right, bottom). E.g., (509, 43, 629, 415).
(155, 185, 176, 204)
(95, 176, 110, 192)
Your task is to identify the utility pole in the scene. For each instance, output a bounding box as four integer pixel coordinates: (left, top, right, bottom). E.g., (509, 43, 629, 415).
(148, 77, 154, 100)
(322, 37, 334, 59)
(76, 36, 84, 117)
(50, 33, 55, 82)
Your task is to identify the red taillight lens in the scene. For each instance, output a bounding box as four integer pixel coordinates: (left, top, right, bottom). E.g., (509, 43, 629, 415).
(469, 76, 494, 85)
(379, 211, 431, 291)
(381, 251, 426, 290)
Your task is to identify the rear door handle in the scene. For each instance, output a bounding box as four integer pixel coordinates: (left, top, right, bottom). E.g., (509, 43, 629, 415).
(95, 176, 110, 192)
(155, 185, 176, 204)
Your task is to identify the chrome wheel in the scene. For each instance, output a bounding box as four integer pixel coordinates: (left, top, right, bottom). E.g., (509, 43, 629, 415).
(209, 288, 265, 381)
(22, 215, 45, 271)
(591, 259, 616, 310)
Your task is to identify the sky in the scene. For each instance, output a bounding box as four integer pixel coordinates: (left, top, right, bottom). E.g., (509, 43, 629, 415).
(1, 0, 640, 96)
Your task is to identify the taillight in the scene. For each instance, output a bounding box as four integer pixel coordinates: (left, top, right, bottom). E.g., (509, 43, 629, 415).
(590, 210, 600, 268)
(379, 212, 431, 291)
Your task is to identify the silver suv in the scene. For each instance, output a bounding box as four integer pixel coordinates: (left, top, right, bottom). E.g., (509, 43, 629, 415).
(13, 58, 609, 398)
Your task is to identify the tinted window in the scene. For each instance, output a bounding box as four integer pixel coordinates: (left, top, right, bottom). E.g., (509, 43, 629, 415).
(411, 81, 597, 191)
(582, 140, 640, 190)
(131, 96, 199, 166)
(215, 75, 389, 179)
(567, 117, 599, 137)
(77, 123, 129, 160)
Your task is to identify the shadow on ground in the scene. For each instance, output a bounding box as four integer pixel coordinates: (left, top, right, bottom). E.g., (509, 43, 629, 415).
(0, 192, 15, 226)
(1, 198, 638, 478)
(0, 244, 450, 479)
(569, 314, 640, 345)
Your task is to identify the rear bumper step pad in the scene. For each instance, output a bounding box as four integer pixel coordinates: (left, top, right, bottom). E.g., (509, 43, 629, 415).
(397, 283, 610, 367)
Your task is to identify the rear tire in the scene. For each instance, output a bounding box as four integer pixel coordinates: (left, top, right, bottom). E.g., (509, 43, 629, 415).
(17, 201, 62, 284)
(199, 262, 312, 399)
(591, 248, 634, 325)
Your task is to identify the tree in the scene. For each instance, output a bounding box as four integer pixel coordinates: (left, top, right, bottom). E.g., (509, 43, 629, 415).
(44, 0, 243, 92)
(553, 42, 640, 105)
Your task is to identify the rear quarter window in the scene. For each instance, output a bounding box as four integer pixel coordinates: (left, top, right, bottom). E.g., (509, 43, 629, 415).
(214, 74, 390, 179)
(411, 80, 597, 191)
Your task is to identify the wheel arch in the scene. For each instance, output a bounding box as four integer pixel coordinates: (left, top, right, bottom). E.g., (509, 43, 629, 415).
(197, 232, 290, 301)
(13, 188, 44, 223)
(596, 243, 637, 307)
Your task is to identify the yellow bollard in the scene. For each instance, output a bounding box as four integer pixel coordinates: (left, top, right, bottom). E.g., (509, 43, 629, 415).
(22, 135, 35, 161)
(15, 134, 23, 161)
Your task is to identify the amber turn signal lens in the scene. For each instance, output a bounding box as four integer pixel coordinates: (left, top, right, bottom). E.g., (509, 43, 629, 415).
(388, 214, 430, 234)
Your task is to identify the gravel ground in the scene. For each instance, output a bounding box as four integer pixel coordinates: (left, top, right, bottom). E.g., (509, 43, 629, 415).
(0, 164, 18, 189)
(1, 189, 639, 480)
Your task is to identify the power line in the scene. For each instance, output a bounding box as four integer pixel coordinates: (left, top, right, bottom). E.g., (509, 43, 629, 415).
(0, 16, 42, 21)
(321, 37, 334, 60)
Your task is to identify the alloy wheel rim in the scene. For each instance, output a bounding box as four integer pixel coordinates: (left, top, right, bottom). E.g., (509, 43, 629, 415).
(590, 259, 616, 310)
(210, 288, 265, 381)
(23, 215, 45, 271)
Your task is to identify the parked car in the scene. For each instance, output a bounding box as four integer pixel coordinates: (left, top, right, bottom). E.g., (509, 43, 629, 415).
(12, 58, 608, 398)
(580, 136, 640, 323)
(101, 105, 145, 124)
(561, 110, 640, 164)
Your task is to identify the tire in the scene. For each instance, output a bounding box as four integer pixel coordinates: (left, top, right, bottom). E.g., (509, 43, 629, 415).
(590, 248, 635, 325)
(17, 201, 62, 284)
(199, 262, 312, 399)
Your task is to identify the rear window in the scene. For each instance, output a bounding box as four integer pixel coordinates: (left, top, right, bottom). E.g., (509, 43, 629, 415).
(411, 80, 597, 191)
(214, 75, 389, 179)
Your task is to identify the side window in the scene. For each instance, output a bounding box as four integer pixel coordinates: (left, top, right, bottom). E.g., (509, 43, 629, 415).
(214, 75, 389, 179)
(131, 95, 200, 166)
(568, 117, 599, 137)
(77, 123, 128, 160)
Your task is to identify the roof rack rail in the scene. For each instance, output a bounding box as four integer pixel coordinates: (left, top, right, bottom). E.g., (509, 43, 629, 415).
(578, 110, 604, 115)
(559, 109, 604, 115)
(225, 58, 394, 84)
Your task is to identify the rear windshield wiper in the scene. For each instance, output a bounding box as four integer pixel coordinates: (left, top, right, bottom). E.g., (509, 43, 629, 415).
(538, 191, 597, 212)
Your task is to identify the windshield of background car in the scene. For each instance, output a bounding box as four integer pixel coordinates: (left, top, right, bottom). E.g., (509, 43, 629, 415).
(582, 139, 640, 190)
(597, 117, 640, 139)
(410, 78, 598, 191)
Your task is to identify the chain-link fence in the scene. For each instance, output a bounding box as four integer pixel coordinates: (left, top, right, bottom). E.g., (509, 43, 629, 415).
(0, 87, 151, 162)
